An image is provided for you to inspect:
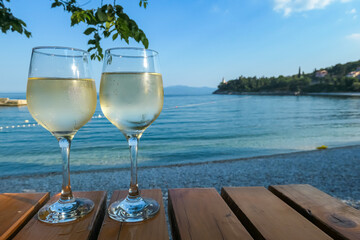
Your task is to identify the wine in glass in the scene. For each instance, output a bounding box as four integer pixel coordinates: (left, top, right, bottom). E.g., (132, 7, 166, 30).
(27, 46, 97, 223)
(100, 47, 164, 222)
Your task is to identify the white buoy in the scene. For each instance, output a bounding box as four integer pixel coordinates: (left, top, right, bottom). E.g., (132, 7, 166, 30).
(33, 124, 36, 126)
(98, 114, 102, 118)
(6, 126, 9, 128)
(22, 125, 25, 127)
(12, 126, 15, 128)
(25, 120, 29, 123)
(0, 127, 3, 130)
(17, 125, 20, 127)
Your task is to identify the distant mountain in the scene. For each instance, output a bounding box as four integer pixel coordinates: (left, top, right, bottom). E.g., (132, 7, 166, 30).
(164, 85, 216, 95)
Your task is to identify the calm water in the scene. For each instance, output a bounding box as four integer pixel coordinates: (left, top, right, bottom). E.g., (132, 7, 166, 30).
(1, 93, 360, 177)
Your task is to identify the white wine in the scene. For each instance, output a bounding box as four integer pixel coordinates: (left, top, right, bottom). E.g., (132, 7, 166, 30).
(100, 72, 164, 138)
(27, 78, 97, 139)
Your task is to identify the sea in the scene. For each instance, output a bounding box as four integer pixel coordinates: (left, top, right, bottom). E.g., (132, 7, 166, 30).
(1, 92, 360, 177)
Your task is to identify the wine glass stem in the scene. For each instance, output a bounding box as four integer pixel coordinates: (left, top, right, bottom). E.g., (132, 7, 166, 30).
(59, 137, 74, 202)
(128, 137, 140, 198)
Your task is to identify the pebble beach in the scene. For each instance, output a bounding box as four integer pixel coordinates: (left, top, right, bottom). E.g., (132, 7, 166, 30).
(0, 145, 359, 209)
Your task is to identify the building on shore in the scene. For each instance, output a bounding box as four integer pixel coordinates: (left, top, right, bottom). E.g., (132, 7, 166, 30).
(346, 71, 360, 78)
(315, 70, 328, 78)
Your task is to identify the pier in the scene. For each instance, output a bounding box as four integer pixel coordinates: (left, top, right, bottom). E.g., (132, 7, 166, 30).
(0, 98, 27, 106)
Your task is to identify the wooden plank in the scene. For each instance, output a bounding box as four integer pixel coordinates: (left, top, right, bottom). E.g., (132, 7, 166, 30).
(13, 191, 107, 240)
(0, 192, 50, 240)
(98, 189, 169, 240)
(269, 184, 360, 240)
(222, 186, 332, 240)
(168, 188, 253, 240)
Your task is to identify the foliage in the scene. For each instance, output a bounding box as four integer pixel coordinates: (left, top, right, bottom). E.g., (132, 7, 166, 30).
(0, 0, 31, 38)
(218, 76, 312, 93)
(51, 0, 149, 60)
(322, 60, 360, 77)
(0, 0, 149, 61)
(217, 59, 360, 93)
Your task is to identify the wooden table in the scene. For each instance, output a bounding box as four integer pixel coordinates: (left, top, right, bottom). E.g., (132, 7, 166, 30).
(1, 184, 359, 240)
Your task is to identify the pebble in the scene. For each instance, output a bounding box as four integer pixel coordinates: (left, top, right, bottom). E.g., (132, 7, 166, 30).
(0, 145, 359, 210)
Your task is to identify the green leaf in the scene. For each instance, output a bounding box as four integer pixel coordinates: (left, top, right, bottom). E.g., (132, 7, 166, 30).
(88, 39, 96, 45)
(103, 30, 111, 37)
(11, 21, 22, 33)
(84, 27, 96, 35)
(142, 38, 149, 49)
(96, 8, 107, 22)
(115, 5, 124, 15)
(24, 29, 31, 38)
(139, 0, 148, 9)
(112, 32, 118, 40)
(18, 19, 26, 27)
(51, 1, 63, 8)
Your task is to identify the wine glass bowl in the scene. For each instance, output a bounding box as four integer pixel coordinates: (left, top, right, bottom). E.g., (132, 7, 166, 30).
(100, 47, 164, 222)
(27, 46, 96, 223)
(27, 47, 96, 140)
(100, 72, 163, 138)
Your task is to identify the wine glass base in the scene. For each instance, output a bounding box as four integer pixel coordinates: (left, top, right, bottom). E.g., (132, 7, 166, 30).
(108, 196, 160, 222)
(38, 198, 94, 224)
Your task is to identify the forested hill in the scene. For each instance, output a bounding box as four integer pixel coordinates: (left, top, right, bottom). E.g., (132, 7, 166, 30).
(214, 59, 360, 94)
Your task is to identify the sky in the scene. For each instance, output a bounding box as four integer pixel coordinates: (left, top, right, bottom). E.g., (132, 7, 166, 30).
(1, 0, 360, 92)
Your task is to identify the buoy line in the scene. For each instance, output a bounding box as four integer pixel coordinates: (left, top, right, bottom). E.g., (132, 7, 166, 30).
(1, 97, 252, 131)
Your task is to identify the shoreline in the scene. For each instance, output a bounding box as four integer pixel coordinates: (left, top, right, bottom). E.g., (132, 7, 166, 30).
(213, 91, 360, 97)
(1, 144, 360, 180)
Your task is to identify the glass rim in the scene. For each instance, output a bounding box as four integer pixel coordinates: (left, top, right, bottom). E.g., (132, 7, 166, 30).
(32, 46, 89, 58)
(105, 47, 158, 58)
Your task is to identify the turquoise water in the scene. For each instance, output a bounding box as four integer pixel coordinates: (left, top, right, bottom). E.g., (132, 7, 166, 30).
(1, 93, 360, 177)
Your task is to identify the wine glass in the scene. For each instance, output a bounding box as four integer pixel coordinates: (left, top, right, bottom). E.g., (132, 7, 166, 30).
(27, 46, 97, 223)
(100, 47, 164, 222)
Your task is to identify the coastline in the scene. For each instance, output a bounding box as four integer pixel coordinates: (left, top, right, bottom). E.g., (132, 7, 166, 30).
(0, 144, 359, 209)
(213, 90, 360, 97)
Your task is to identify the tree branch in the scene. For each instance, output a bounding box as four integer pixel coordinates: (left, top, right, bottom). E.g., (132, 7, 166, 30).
(0, 0, 31, 38)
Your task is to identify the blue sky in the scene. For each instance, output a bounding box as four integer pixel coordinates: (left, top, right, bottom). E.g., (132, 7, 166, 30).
(0, 0, 360, 92)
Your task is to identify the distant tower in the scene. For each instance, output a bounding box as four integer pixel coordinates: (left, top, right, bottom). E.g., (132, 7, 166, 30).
(222, 77, 226, 84)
